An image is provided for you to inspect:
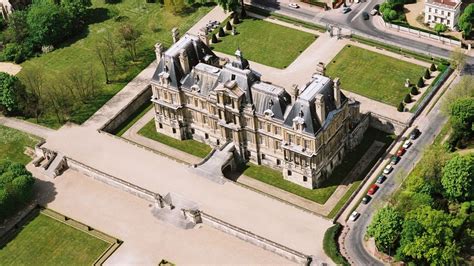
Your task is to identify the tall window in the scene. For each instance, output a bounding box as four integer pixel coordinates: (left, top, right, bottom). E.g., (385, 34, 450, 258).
(267, 123, 271, 132)
(288, 134, 293, 144)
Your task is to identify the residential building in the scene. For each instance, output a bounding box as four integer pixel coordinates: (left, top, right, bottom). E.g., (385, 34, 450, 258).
(150, 34, 367, 189)
(424, 0, 462, 30)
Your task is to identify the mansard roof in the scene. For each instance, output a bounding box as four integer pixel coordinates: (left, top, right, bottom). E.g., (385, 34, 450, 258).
(251, 82, 291, 121)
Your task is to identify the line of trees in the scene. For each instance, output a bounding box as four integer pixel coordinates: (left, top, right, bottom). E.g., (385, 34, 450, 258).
(0, 161, 35, 221)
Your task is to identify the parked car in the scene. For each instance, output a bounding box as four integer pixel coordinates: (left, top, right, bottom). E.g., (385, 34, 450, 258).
(383, 164, 393, 174)
(390, 156, 400, 165)
(288, 3, 300, 8)
(397, 147, 406, 156)
(376, 175, 386, 184)
(368, 184, 379, 195)
(341, 7, 351, 14)
(362, 195, 372, 204)
(410, 128, 421, 140)
(349, 211, 360, 221)
(370, 9, 378, 16)
(362, 11, 370, 20)
(403, 139, 412, 149)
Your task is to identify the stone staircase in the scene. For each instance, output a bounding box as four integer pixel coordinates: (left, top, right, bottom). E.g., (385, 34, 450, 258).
(192, 142, 235, 184)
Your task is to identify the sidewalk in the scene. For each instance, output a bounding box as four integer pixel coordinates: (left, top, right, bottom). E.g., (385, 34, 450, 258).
(0, 116, 54, 139)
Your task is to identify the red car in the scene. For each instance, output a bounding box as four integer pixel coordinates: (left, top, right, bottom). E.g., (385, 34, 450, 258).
(368, 184, 379, 195)
(396, 147, 406, 156)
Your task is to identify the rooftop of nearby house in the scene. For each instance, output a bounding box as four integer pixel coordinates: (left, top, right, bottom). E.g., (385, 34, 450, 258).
(426, 0, 461, 9)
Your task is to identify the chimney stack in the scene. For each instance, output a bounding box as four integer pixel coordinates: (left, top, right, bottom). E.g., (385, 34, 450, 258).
(315, 94, 326, 125)
(172, 27, 180, 43)
(154, 42, 163, 62)
(333, 77, 341, 109)
(179, 49, 190, 75)
(290, 84, 299, 103)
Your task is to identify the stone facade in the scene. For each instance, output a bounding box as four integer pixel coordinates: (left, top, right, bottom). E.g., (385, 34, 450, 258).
(150, 34, 366, 189)
(424, 0, 462, 30)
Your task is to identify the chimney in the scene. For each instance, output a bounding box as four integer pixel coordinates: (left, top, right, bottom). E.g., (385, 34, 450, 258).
(333, 77, 341, 109)
(154, 42, 163, 62)
(179, 49, 190, 75)
(290, 84, 299, 103)
(315, 94, 326, 125)
(172, 27, 180, 43)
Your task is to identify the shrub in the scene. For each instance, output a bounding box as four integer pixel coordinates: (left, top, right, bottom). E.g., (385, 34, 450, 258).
(430, 63, 437, 71)
(404, 94, 412, 103)
(232, 13, 240, 24)
(225, 20, 232, 31)
(398, 102, 405, 112)
(323, 223, 349, 266)
(411, 86, 418, 95)
(417, 77, 424, 88)
(424, 69, 431, 79)
(218, 27, 225, 37)
(211, 33, 217, 43)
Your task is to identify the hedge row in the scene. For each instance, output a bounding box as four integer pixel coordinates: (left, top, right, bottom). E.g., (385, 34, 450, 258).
(323, 223, 350, 266)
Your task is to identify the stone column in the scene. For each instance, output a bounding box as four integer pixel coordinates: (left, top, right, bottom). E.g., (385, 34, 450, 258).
(154, 42, 163, 62)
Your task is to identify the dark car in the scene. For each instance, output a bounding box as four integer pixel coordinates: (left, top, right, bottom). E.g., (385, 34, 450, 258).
(362, 11, 370, 20)
(410, 128, 421, 140)
(376, 175, 386, 184)
(362, 195, 372, 204)
(390, 155, 400, 165)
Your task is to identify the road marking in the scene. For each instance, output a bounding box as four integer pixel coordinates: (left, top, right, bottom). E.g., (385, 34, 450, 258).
(350, 2, 370, 23)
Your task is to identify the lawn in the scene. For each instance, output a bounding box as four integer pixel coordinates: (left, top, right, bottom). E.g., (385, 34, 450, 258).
(243, 127, 393, 205)
(18, 1, 213, 129)
(211, 18, 316, 69)
(0, 213, 110, 265)
(138, 120, 212, 158)
(0, 125, 39, 164)
(325, 45, 426, 107)
(113, 101, 153, 136)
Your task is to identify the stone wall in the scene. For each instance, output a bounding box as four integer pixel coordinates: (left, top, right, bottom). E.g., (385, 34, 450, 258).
(200, 212, 312, 265)
(369, 112, 407, 135)
(101, 85, 153, 133)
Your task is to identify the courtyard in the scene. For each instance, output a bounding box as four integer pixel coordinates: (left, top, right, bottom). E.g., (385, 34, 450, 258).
(0, 213, 110, 265)
(211, 18, 317, 69)
(325, 45, 426, 107)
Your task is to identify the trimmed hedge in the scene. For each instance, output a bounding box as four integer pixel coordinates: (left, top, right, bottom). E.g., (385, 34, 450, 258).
(323, 223, 350, 266)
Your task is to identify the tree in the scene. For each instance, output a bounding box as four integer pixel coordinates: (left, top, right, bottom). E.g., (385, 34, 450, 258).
(450, 47, 466, 73)
(211, 33, 218, 43)
(63, 65, 100, 102)
(404, 93, 412, 103)
(424, 68, 431, 79)
(441, 154, 474, 202)
(117, 23, 142, 61)
(225, 20, 232, 31)
(430, 63, 437, 71)
(103, 31, 119, 67)
(3, 10, 29, 44)
(447, 97, 474, 149)
(0, 72, 27, 114)
(367, 206, 403, 254)
(397, 102, 404, 112)
(434, 23, 447, 35)
(19, 66, 46, 122)
(215, 0, 239, 12)
(218, 27, 225, 37)
(164, 0, 186, 14)
(60, 0, 92, 26)
(411, 86, 418, 95)
(417, 77, 424, 88)
(458, 4, 474, 37)
(26, 0, 68, 48)
(95, 44, 111, 84)
(441, 76, 474, 114)
(232, 12, 240, 24)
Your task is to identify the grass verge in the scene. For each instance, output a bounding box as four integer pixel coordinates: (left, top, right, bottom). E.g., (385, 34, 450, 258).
(112, 101, 153, 136)
(323, 223, 350, 266)
(138, 119, 212, 158)
(212, 17, 316, 69)
(244, 127, 393, 205)
(0, 125, 39, 164)
(0, 213, 110, 265)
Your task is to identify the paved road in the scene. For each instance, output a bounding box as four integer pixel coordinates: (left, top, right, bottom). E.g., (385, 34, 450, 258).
(0, 116, 54, 139)
(250, 0, 474, 65)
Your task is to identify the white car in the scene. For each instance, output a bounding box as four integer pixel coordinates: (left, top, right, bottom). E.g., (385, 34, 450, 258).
(403, 139, 412, 149)
(288, 3, 300, 8)
(349, 211, 360, 221)
(383, 164, 393, 174)
(370, 9, 378, 16)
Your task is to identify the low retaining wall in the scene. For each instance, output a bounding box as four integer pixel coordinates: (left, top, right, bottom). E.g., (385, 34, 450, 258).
(385, 22, 462, 47)
(67, 158, 157, 202)
(369, 112, 407, 135)
(201, 212, 312, 265)
(100, 85, 152, 133)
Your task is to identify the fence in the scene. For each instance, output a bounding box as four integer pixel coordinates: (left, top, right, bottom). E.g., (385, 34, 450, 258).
(384, 22, 462, 47)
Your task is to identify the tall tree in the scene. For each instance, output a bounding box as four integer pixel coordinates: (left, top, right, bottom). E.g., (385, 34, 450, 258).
(0, 72, 26, 114)
(367, 206, 403, 254)
(450, 48, 467, 73)
(441, 154, 474, 202)
(103, 31, 119, 67)
(19, 66, 46, 122)
(26, 0, 68, 48)
(458, 4, 474, 37)
(95, 44, 111, 84)
(215, 0, 239, 12)
(117, 23, 142, 61)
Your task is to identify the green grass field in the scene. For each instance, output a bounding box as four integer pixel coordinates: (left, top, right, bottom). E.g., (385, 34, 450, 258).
(139, 120, 212, 158)
(0, 214, 110, 265)
(0, 125, 39, 164)
(325, 45, 426, 107)
(211, 18, 316, 69)
(243, 127, 393, 205)
(19, 1, 213, 128)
